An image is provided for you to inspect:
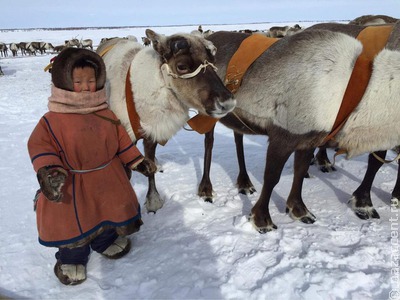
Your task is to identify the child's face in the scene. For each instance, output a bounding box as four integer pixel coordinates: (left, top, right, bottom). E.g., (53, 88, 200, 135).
(72, 67, 97, 92)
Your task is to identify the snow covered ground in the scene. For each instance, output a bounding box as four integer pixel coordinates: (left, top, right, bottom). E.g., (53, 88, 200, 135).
(0, 22, 398, 300)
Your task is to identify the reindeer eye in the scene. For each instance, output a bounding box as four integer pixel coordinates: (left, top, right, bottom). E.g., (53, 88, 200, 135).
(176, 63, 190, 74)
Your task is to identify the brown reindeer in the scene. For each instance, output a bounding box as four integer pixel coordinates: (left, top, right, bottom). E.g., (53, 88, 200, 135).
(53, 45, 67, 52)
(18, 42, 28, 55)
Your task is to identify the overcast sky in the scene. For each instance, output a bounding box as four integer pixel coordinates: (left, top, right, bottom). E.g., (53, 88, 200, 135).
(1, 0, 399, 29)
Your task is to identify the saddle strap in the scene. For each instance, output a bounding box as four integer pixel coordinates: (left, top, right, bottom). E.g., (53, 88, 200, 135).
(125, 67, 142, 141)
(225, 34, 279, 93)
(99, 44, 143, 141)
(187, 34, 279, 134)
(322, 25, 393, 145)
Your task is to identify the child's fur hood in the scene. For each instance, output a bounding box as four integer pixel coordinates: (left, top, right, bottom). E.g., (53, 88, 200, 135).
(51, 48, 106, 91)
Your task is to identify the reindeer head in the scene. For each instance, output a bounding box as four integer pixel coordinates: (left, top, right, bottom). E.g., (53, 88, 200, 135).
(145, 29, 234, 117)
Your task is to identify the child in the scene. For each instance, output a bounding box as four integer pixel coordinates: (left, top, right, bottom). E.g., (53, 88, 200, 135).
(28, 48, 156, 285)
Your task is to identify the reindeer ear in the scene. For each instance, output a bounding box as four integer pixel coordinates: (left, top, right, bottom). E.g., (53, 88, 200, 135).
(146, 29, 170, 58)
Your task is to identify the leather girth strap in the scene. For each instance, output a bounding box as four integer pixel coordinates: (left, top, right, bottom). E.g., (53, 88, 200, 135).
(125, 67, 142, 140)
(187, 34, 279, 134)
(99, 44, 143, 142)
(321, 25, 393, 146)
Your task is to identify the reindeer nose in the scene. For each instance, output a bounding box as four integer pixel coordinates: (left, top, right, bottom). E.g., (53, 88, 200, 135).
(212, 97, 236, 118)
(221, 97, 236, 112)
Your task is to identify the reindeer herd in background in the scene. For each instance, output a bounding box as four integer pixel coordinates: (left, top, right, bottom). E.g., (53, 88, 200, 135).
(0, 22, 303, 76)
(1, 14, 395, 61)
(0, 22, 304, 60)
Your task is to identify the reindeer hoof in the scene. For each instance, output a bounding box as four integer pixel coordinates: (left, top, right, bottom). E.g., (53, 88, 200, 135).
(355, 210, 369, 220)
(203, 197, 213, 203)
(256, 224, 278, 234)
(286, 207, 316, 224)
(248, 213, 277, 233)
(319, 164, 336, 173)
(354, 207, 380, 220)
(300, 215, 316, 224)
(145, 196, 164, 213)
(238, 186, 256, 195)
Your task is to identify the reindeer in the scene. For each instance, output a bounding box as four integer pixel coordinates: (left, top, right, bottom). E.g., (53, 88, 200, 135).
(53, 45, 66, 52)
(9, 43, 19, 56)
(349, 14, 398, 26)
(0, 43, 8, 57)
(65, 38, 79, 48)
(141, 37, 151, 46)
(79, 39, 93, 50)
(18, 42, 28, 55)
(100, 37, 120, 45)
(268, 24, 302, 38)
(303, 22, 400, 219)
(0, 65, 4, 76)
(97, 29, 235, 213)
(198, 22, 400, 233)
(42, 42, 55, 53)
(24, 42, 38, 55)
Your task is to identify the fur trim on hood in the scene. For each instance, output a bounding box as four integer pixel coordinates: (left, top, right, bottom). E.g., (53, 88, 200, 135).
(51, 48, 106, 91)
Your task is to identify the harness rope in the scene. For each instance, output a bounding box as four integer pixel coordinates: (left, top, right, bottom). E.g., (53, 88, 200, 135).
(372, 152, 400, 164)
(98, 42, 217, 144)
(163, 60, 217, 79)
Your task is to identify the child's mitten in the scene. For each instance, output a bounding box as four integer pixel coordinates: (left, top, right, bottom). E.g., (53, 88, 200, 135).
(37, 167, 68, 202)
(133, 158, 157, 177)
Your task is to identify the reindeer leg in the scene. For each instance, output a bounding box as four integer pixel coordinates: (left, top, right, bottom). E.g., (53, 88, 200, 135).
(315, 147, 335, 172)
(305, 147, 317, 178)
(351, 151, 385, 219)
(234, 132, 256, 195)
(314, 147, 336, 173)
(143, 138, 164, 213)
(250, 140, 293, 233)
(286, 149, 316, 224)
(198, 126, 215, 202)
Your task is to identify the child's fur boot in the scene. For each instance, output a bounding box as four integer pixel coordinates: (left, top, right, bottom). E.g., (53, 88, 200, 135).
(54, 261, 86, 285)
(102, 236, 131, 259)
